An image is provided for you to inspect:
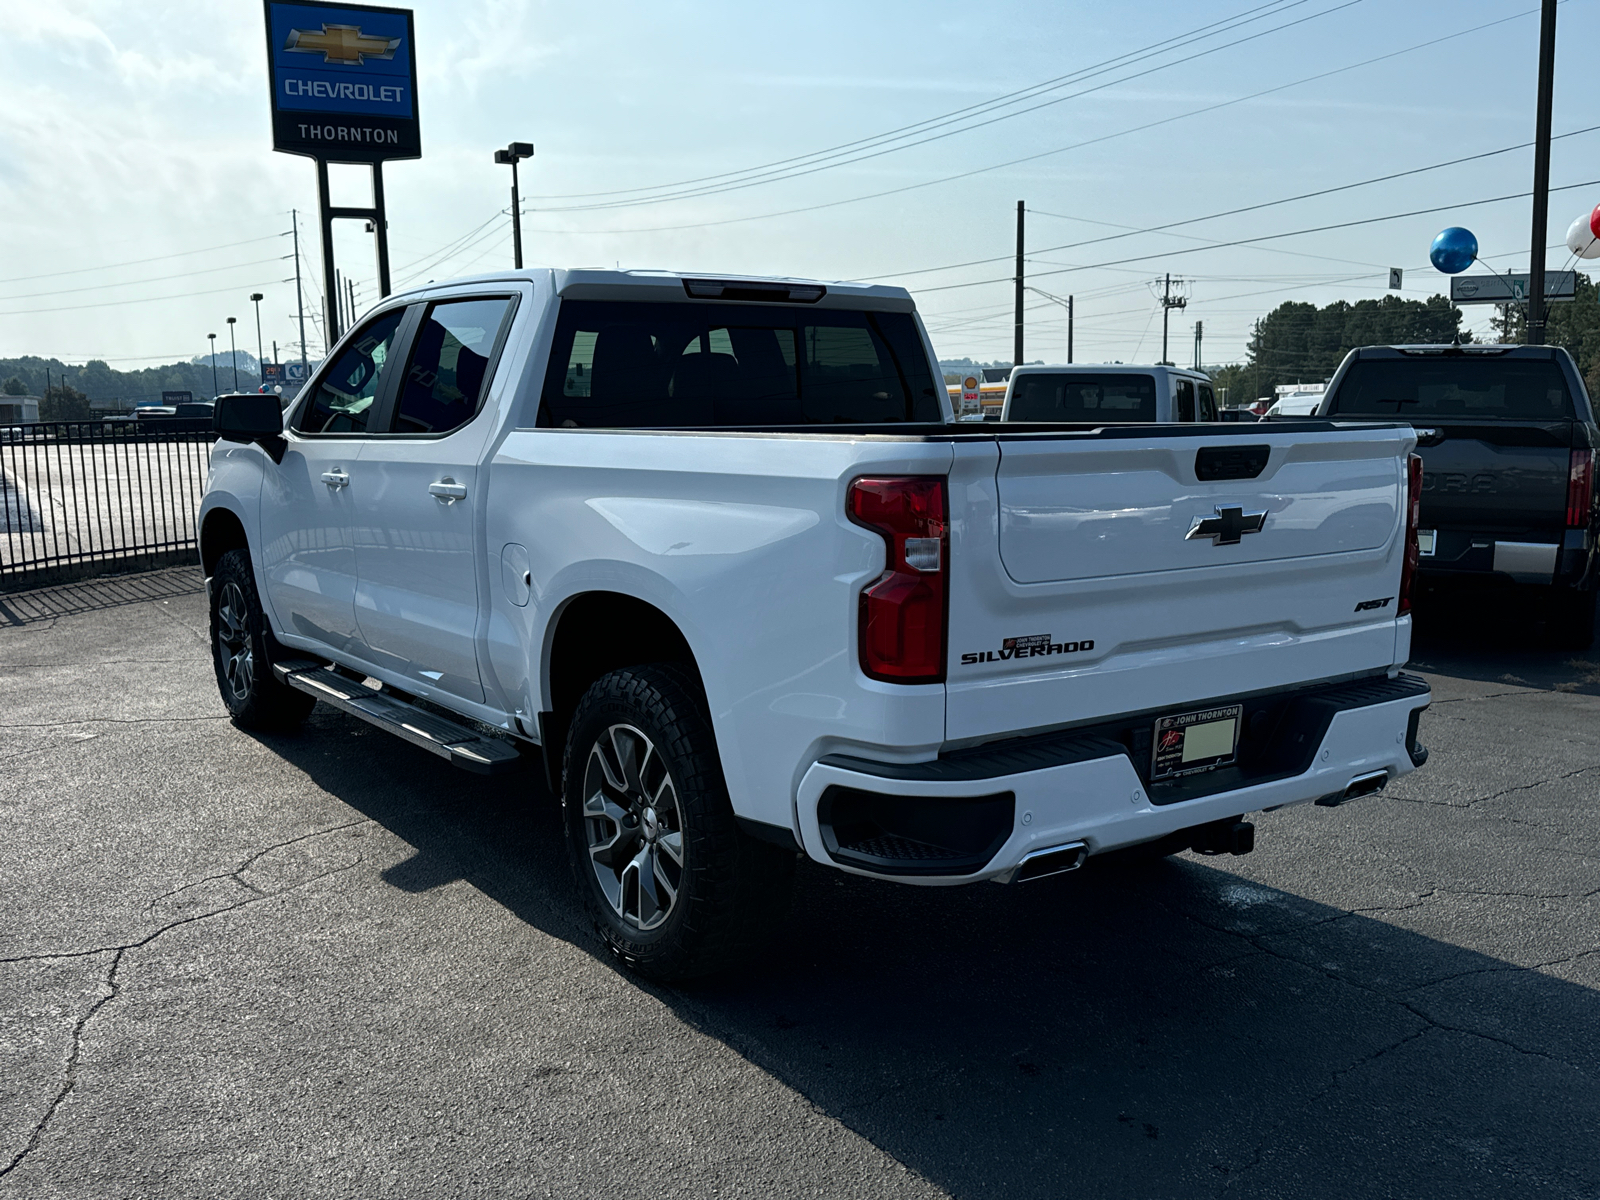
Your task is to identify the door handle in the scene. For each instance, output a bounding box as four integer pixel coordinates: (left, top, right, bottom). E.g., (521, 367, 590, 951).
(429, 480, 467, 502)
(321, 469, 349, 488)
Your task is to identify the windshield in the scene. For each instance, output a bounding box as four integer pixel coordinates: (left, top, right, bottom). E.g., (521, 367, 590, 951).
(1328, 357, 1575, 419)
(1006, 373, 1158, 422)
(539, 300, 941, 427)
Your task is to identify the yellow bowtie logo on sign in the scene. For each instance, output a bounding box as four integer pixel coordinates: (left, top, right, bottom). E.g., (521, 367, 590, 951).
(284, 24, 400, 66)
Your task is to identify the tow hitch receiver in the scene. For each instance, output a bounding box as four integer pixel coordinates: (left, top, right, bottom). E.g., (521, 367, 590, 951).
(1190, 818, 1255, 856)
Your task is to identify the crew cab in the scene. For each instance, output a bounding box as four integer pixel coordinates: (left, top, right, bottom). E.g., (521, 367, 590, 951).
(200, 268, 1432, 980)
(1319, 343, 1598, 647)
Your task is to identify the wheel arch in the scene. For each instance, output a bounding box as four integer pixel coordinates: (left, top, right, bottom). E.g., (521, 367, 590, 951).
(199, 505, 249, 579)
(539, 590, 702, 792)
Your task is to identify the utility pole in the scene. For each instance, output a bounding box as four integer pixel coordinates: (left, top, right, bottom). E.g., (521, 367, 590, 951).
(292, 210, 308, 371)
(495, 142, 535, 269)
(1527, 0, 1558, 345)
(250, 293, 265, 381)
(347, 276, 357, 328)
(226, 317, 239, 391)
(1014, 201, 1025, 369)
(1194, 320, 1204, 371)
(1160, 274, 1188, 365)
(207, 334, 219, 398)
(335, 268, 345, 331)
(1067, 294, 1074, 364)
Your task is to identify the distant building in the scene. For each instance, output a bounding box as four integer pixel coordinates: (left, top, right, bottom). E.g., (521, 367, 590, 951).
(0, 394, 40, 424)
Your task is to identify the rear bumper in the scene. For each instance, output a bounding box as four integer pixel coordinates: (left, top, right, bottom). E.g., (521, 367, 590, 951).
(1419, 528, 1590, 586)
(794, 674, 1431, 886)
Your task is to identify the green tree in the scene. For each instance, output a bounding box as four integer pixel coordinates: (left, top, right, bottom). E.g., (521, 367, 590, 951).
(1245, 294, 1468, 394)
(1500, 273, 1600, 397)
(2, 376, 26, 396)
(40, 383, 91, 421)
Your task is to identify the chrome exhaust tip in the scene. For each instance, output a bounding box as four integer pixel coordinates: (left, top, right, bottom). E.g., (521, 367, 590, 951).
(1010, 841, 1089, 883)
(1316, 769, 1389, 807)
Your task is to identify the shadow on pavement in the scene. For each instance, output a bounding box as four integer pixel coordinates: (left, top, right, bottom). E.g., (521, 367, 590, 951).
(0, 565, 203, 626)
(1409, 586, 1600, 697)
(250, 708, 1600, 1200)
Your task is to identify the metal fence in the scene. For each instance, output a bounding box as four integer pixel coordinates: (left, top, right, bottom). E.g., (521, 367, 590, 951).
(0, 420, 215, 590)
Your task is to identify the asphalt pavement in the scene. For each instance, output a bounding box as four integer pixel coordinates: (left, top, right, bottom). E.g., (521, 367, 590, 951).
(1, 569, 1596, 1199)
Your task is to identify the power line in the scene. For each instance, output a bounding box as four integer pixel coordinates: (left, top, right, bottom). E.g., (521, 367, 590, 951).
(0, 278, 289, 318)
(0, 234, 287, 286)
(525, 0, 1309, 203)
(514, 4, 1539, 236)
(530, 1, 1350, 211)
(912, 176, 1600, 295)
(0, 256, 290, 304)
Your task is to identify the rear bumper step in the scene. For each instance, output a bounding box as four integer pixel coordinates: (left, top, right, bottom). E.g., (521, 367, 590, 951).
(272, 662, 522, 776)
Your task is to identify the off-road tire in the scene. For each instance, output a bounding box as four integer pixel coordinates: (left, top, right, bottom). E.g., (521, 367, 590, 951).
(1548, 586, 1597, 651)
(561, 664, 794, 982)
(210, 548, 316, 731)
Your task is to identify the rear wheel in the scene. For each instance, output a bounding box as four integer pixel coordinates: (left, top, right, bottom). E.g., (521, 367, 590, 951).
(210, 549, 316, 731)
(1547, 587, 1596, 650)
(561, 664, 794, 981)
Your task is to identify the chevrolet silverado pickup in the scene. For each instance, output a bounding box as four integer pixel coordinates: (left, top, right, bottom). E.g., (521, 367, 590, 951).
(1319, 343, 1598, 647)
(200, 268, 1431, 980)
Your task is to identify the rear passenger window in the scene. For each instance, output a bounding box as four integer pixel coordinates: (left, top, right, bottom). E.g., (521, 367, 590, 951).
(1174, 378, 1196, 422)
(539, 300, 940, 427)
(392, 297, 513, 435)
(295, 309, 404, 435)
(1198, 383, 1217, 421)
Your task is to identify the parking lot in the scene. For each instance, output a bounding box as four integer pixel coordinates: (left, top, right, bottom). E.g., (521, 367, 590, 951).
(0, 568, 1595, 1199)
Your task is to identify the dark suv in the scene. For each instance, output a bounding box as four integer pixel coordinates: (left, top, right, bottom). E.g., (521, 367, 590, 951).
(1319, 343, 1598, 648)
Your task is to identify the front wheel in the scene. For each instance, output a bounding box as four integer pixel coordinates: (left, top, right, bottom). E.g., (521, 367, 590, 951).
(210, 548, 316, 731)
(561, 664, 794, 981)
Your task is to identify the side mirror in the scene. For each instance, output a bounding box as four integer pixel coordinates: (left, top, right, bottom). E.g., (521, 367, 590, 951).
(214, 393, 282, 441)
(214, 393, 286, 462)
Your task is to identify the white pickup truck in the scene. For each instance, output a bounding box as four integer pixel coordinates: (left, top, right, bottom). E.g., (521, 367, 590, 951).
(200, 268, 1431, 979)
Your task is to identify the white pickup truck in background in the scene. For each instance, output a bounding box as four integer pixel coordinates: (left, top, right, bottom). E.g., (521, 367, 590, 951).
(199, 267, 1431, 980)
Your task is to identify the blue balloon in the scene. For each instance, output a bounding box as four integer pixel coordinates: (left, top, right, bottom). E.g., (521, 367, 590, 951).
(1430, 226, 1478, 274)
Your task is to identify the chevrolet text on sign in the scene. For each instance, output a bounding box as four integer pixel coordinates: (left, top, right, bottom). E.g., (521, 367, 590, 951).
(264, 0, 420, 162)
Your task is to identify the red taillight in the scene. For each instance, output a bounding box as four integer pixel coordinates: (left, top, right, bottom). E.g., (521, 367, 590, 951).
(1567, 449, 1594, 528)
(848, 477, 948, 683)
(1399, 452, 1423, 616)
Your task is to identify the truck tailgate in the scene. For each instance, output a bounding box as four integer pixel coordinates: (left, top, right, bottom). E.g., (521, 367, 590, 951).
(1415, 420, 1572, 541)
(945, 424, 1414, 744)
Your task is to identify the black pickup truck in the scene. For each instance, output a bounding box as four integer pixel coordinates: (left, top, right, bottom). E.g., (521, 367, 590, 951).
(1319, 343, 1598, 648)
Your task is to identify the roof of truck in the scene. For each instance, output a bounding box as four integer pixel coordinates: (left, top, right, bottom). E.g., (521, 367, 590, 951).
(392, 267, 917, 312)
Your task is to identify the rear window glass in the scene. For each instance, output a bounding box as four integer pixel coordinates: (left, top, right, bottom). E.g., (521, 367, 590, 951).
(1006, 373, 1157, 422)
(539, 300, 941, 427)
(1329, 358, 1575, 419)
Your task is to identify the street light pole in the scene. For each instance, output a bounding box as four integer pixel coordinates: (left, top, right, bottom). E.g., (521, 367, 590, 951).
(207, 334, 219, 398)
(250, 293, 265, 383)
(494, 142, 535, 269)
(226, 317, 239, 391)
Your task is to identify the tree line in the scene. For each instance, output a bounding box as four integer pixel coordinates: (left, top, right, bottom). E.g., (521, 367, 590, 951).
(0, 354, 266, 420)
(1208, 280, 1600, 405)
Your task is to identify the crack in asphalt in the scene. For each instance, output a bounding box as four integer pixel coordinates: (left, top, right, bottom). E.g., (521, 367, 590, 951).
(3, 715, 229, 730)
(143, 818, 371, 914)
(1390, 762, 1600, 812)
(0, 823, 370, 1181)
(1167, 899, 1591, 1072)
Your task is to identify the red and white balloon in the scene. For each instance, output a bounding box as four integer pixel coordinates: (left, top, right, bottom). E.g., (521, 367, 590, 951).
(1565, 205, 1600, 259)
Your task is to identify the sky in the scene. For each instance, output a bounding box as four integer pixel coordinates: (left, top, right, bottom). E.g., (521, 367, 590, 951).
(1, 0, 1597, 374)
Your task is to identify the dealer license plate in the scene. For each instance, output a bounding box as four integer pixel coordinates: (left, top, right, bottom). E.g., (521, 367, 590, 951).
(1152, 704, 1243, 780)
(1417, 529, 1436, 556)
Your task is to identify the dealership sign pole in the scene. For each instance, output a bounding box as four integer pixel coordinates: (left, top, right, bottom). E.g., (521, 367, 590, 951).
(264, 1, 420, 345)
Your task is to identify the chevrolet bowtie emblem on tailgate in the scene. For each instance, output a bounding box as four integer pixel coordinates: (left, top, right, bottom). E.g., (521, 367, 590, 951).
(1186, 505, 1267, 546)
(284, 24, 401, 65)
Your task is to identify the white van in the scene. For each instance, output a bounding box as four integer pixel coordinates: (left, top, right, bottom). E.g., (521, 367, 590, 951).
(1000, 364, 1219, 423)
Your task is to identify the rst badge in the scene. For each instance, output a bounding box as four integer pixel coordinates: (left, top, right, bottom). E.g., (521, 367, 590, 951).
(960, 634, 1094, 666)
